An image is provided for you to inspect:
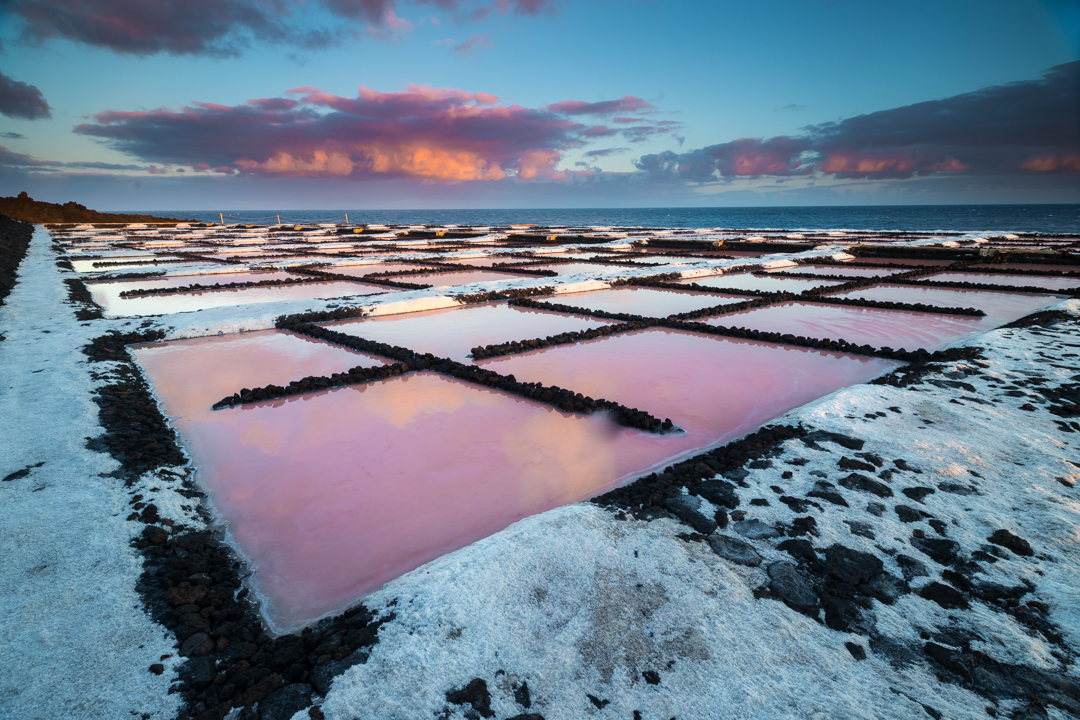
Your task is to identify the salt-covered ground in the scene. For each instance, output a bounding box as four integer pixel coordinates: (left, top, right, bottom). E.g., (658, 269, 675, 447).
(315, 299, 1080, 720)
(1, 222, 1078, 720)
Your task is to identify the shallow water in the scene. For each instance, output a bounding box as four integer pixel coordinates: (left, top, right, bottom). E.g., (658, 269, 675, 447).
(90, 277, 393, 318)
(678, 273, 847, 294)
(706, 301, 986, 351)
(325, 263, 440, 278)
(526, 263, 631, 276)
(72, 256, 182, 273)
(970, 263, 1080, 274)
(922, 272, 1080, 291)
(396, 269, 527, 287)
(326, 302, 617, 360)
(546, 286, 749, 317)
(781, 265, 904, 278)
(136, 327, 895, 631)
(835, 284, 1063, 325)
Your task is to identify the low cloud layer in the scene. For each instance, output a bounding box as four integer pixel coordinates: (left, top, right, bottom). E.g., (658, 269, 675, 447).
(637, 62, 1080, 182)
(75, 86, 667, 180)
(0, 71, 51, 120)
(3, 0, 558, 56)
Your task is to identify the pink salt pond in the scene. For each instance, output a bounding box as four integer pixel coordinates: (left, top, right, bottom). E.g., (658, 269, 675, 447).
(451, 255, 521, 266)
(396, 269, 526, 287)
(971, 263, 1080, 274)
(781, 265, 904, 278)
(707, 301, 985, 351)
(326, 263, 441, 278)
(326, 302, 617, 361)
(834, 284, 1062, 326)
(525, 263, 630, 276)
(921, 272, 1080, 292)
(89, 274, 393, 318)
(137, 327, 895, 631)
(548, 286, 749, 316)
(680, 273, 847, 294)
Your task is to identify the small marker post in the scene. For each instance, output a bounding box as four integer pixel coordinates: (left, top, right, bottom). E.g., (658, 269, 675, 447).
(345, 213, 349, 225)
(220, 212, 224, 225)
(277, 214, 280, 225)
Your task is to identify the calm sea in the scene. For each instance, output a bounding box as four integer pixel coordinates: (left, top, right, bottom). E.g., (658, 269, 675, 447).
(137, 205, 1080, 234)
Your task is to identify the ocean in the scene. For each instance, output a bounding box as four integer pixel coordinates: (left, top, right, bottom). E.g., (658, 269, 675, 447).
(137, 204, 1080, 234)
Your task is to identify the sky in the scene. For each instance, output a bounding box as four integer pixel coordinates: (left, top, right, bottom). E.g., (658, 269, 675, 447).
(0, 0, 1078, 210)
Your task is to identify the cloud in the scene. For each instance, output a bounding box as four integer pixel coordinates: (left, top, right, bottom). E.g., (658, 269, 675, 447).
(2, 132, 28, 140)
(584, 147, 629, 158)
(0, 71, 51, 120)
(636, 62, 1080, 182)
(0, 144, 149, 173)
(547, 95, 656, 116)
(419, 0, 560, 22)
(2, 0, 558, 56)
(452, 33, 490, 57)
(75, 84, 642, 181)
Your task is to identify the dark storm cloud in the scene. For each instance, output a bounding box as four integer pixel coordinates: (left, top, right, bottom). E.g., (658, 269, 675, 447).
(636, 62, 1080, 181)
(0, 71, 51, 120)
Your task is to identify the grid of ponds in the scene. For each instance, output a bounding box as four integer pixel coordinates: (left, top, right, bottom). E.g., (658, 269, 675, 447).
(53, 219, 1075, 631)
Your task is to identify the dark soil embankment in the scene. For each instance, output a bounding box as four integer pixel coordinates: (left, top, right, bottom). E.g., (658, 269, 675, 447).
(0, 191, 189, 224)
(0, 213, 34, 312)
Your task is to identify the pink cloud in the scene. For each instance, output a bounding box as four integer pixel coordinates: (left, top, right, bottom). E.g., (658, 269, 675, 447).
(1020, 154, 1080, 173)
(76, 84, 612, 182)
(547, 95, 656, 116)
(452, 33, 490, 57)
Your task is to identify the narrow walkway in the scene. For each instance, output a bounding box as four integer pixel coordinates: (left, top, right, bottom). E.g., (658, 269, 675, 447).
(0, 228, 178, 719)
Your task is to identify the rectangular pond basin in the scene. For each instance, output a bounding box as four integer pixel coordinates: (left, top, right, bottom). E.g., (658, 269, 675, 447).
(833, 284, 1063, 326)
(395, 269, 530, 287)
(546, 286, 750, 317)
(679, 273, 848, 294)
(137, 327, 894, 632)
(326, 302, 617, 361)
(704, 301, 986, 351)
(326, 263, 441, 278)
(781, 265, 905, 278)
(920, 272, 1080, 292)
(89, 277, 394, 318)
(451, 255, 523, 266)
(970, 263, 1080, 274)
(72, 256, 182, 273)
(478, 326, 899, 478)
(525, 263, 635, 276)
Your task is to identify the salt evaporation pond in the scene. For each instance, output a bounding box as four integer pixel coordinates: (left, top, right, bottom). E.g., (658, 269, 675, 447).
(780, 265, 905, 278)
(136, 326, 895, 631)
(326, 303, 617, 361)
(921, 272, 1080, 291)
(679, 273, 847, 294)
(706, 301, 985, 351)
(970, 263, 1080, 274)
(545, 286, 749, 316)
(324, 263, 440, 278)
(71, 256, 182, 272)
(89, 276, 393, 318)
(453, 255, 521, 266)
(396, 269, 531, 286)
(834, 284, 1064, 325)
(526, 263, 630, 276)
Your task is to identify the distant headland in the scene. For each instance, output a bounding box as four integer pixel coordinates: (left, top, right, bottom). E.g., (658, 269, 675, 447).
(0, 192, 190, 224)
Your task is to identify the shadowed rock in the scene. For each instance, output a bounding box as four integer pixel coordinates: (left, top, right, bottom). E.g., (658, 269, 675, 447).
(708, 534, 762, 566)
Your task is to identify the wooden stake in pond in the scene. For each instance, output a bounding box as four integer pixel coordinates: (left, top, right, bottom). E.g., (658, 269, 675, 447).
(220, 212, 224, 225)
(345, 213, 349, 225)
(277, 214, 281, 225)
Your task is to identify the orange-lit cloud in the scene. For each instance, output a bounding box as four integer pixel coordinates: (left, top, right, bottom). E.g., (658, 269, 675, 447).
(1020, 154, 1080, 173)
(636, 61, 1078, 182)
(77, 84, 661, 182)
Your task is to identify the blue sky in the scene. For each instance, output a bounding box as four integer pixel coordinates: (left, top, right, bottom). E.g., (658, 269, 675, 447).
(0, 0, 1077, 208)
